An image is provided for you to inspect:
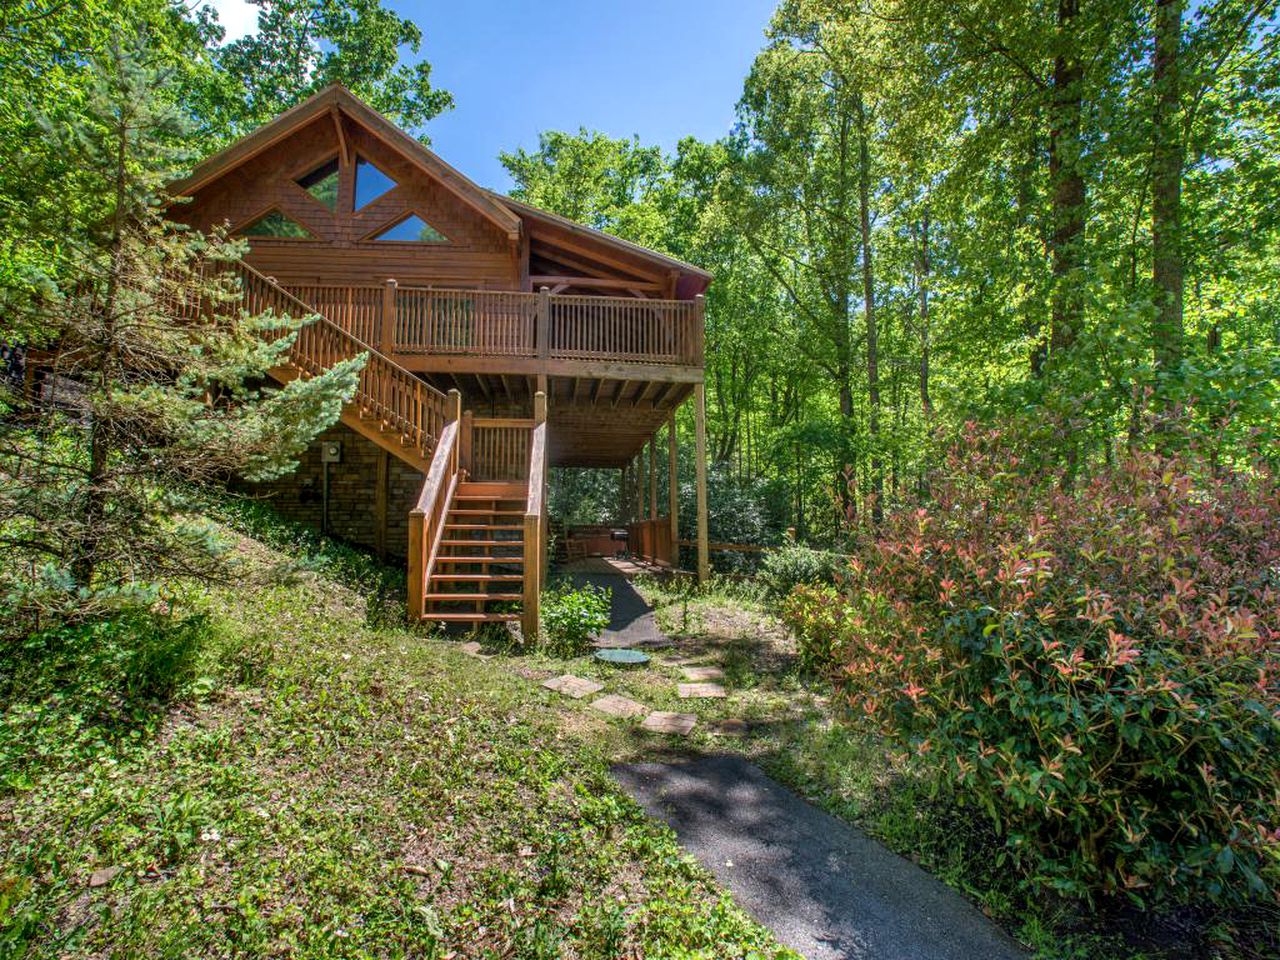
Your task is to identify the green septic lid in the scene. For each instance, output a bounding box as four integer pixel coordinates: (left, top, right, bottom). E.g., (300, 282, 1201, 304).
(594, 648, 650, 666)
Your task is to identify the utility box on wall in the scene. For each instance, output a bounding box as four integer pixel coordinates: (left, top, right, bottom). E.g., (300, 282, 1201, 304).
(320, 441, 342, 464)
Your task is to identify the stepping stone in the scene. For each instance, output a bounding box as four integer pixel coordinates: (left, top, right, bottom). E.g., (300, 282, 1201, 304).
(640, 711, 697, 735)
(678, 682, 726, 699)
(712, 718, 749, 738)
(458, 641, 492, 659)
(542, 674, 604, 699)
(680, 666, 724, 681)
(590, 694, 648, 719)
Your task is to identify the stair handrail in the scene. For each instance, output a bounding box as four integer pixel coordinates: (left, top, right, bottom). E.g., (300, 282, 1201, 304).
(231, 260, 453, 464)
(408, 389, 463, 620)
(521, 391, 548, 641)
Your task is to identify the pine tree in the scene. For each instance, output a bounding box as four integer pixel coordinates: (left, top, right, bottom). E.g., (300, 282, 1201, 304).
(0, 37, 362, 629)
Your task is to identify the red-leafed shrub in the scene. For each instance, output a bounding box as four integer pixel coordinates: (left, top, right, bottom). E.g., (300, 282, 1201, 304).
(782, 425, 1280, 904)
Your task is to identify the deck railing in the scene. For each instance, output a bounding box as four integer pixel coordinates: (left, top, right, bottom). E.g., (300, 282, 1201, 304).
(283, 282, 704, 368)
(407, 389, 462, 621)
(468, 417, 533, 481)
(237, 264, 452, 463)
(627, 516, 675, 567)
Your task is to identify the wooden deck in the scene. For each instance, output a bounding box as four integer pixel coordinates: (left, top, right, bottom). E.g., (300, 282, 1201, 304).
(283, 281, 704, 381)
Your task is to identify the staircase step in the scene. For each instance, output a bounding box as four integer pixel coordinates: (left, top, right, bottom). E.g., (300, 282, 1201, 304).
(426, 592, 523, 602)
(448, 509, 525, 517)
(440, 539, 523, 548)
(430, 574, 524, 583)
(457, 482, 526, 495)
(435, 556, 524, 565)
(423, 612, 521, 623)
(445, 524, 524, 531)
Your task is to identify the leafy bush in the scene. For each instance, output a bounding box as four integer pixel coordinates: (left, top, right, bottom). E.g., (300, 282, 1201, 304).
(778, 583, 847, 673)
(760, 542, 843, 599)
(539, 582, 611, 657)
(783, 424, 1280, 905)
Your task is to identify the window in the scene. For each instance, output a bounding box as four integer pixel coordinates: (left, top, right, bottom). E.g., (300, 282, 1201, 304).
(354, 156, 396, 209)
(372, 214, 449, 243)
(240, 210, 313, 239)
(297, 159, 339, 210)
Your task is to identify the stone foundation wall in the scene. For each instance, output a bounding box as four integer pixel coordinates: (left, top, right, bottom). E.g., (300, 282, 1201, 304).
(241, 422, 423, 560)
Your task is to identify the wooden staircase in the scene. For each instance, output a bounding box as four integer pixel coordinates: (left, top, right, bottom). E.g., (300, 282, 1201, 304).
(423, 481, 528, 623)
(221, 261, 548, 636)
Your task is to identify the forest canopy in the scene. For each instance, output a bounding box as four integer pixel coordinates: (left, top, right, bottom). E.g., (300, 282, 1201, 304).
(507, 0, 1280, 541)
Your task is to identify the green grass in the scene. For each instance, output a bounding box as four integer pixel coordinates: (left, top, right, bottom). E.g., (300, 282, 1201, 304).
(0, 526, 795, 958)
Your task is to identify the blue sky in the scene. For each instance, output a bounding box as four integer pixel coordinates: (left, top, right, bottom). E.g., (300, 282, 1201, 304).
(204, 0, 778, 190)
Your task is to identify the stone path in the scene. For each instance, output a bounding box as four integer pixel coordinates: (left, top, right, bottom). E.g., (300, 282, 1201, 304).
(541, 674, 603, 699)
(590, 693, 648, 719)
(678, 681, 727, 699)
(640, 711, 697, 735)
(613, 756, 1029, 960)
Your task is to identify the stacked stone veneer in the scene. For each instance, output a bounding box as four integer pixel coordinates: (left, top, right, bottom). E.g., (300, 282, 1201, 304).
(241, 422, 424, 559)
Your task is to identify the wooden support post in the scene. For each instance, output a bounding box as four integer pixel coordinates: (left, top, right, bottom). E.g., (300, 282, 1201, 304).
(460, 409, 473, 474)
(694, 382, 709, 582)
(522, 510, 539, 639)
(381, 278, 398, 355)
(533, 390, 548, 590)
(634, 454, 644, 525)
(407, 508, 425, 620)
(523, 389, 549, 638)
(668, 410, 679, 556)
(648, 435, 658, 520)
(536, 286, 551, 359)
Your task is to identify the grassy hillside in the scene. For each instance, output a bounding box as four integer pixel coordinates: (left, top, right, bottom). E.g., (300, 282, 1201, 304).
(0, 517, 792, 959)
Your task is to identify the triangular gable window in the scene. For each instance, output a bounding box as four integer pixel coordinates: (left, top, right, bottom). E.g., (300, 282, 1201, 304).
(354, 156, 396, 209)
(372, 214, 449, 243)
(297, 159, 339, 210)
(240, 210, 313, 239)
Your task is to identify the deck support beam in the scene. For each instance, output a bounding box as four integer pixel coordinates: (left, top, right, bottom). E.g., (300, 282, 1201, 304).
(694, 383, 709, 582)
(648, 435, 657, 519)
(668, 411, 679, 558)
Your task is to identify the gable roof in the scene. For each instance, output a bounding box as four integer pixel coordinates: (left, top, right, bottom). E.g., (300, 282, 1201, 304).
(169, 85, 522, 241)
(494, 192, 713, 290)
(170, 84, 711, 294)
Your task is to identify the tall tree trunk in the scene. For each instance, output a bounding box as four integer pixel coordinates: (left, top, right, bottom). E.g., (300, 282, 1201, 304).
(77, 109, 130, 585)
(916, 211, 933, 419)
(1046, 0, 1086, 367)
(856, 95, 883, 523)
(1152, 0, 1185, 381)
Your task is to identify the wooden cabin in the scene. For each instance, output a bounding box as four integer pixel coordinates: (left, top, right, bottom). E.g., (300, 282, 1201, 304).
(167, 84, 712, 635)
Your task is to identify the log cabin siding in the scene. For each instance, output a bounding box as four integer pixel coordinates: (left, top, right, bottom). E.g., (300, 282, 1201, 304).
(173, 115, 519, 290)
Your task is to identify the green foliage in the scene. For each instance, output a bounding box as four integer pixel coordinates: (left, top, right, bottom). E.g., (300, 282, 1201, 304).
(0, 521, 794, 958)
(208, 0, 453, 138)
(0, 608, 210, 792)
(783, 425, 1280, 905)
(759, 542, 843, 600)
(538, 582, 611, 657)
(0, 44, 359, 640)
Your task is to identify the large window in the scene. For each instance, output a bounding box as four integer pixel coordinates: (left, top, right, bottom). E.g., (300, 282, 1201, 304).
(354, 156, 396, 209)
(240, 210, 313, 239)
(297, 159, 340, 210)
(372, 214, 448, 243)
